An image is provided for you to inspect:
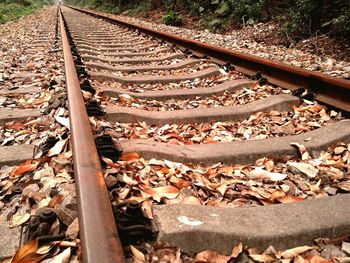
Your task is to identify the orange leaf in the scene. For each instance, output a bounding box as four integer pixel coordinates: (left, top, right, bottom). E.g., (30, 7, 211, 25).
(140, 185, 180, 202)
(10, 160, 39, 178)
(278, 196, 305, 203)
(165, 132, 186, 142)
(120, 152, 140, 162)
(5, 122, 25, 131)
(231, 242, 243, 258)
(33, 97, 46, 106)
(203, 138, 218, 144)
(195, 250, 230, 263)
(310, 256, 332, 263)
(48, 194, 64, 208)
(10, 239, 39, 263)
(271, 189, 286, 201)
(160, 167, 170, 174)
(169, 176, 192, 189)
(101, 157, 119, 168)
(241, 189, 263, 199)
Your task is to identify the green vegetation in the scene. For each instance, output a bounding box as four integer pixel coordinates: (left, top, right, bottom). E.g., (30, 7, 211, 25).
(162, 10, 182, 26)
(0, 0, 53, 24)
(63, 0, 350, 40)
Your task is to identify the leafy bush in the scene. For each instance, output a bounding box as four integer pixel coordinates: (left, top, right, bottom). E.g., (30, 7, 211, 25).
(162, 10, 182, 26)
(280, 0, 350, 39)
(0, 0, 53, 24)
(281, 0, 323, 38)
(228, 0, 270, 26)
(330, 11, 350, 37)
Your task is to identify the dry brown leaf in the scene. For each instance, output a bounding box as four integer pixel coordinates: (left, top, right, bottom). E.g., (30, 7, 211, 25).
(10, 239, 45, 263)
(217, 182, 228, 196)
(140, 185, 180, 202)
(195, 250, 230, 263)
(101, 157, 119, 168)
(141, 200, 153, 219)
(10, 160, 39, 178)
(48, 139, 68, 157)
(310, 256, 332, 263)
(290, 143, 311, 160)
(247, 168, 287, 181)
(271, 189, 286, 201)
(249, 254, 276, 262)
(5, 122, 26, 131)
(264, 159, 275, 172)
(48, 194, 64, 208)
(122, 174, 138, 186)
(120, 152, 140, 161)
(277, 196, 305, 203)
(12, 213, 30, 227)
(241, 189, 264, 200)
(231, 242, 243, 258)
(130, 245, 145, 262)
(338, 181, 350, 191)
(278, 246, 314, 259)
(169, 176, 192, 189)
(54, 116, 70, 130)
(42, 247, 71, 263)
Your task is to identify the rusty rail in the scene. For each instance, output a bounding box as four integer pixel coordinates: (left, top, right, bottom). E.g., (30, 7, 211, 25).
(66, 5, 350, 112)
(59, 8, 125, 263)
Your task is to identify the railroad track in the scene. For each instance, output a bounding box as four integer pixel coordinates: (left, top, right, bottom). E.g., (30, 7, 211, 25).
(1, 4, 350, 262)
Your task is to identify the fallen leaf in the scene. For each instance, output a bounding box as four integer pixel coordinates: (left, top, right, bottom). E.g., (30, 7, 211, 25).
(12, 213, 30, 227)
(120, 152, 140, 161)
(195, 250, 230, 263)
(271, 189, 286, 201)
(169, 176, 192, 189)
(10, 160, 39, 178)
(5, 122, 25, 131)
(10, 239, 46, 263)
(101, 157, 119, 168)
(249, 254, 276, 262)
(130, 245, 145, 262)
(54, 116, 70, 130)
(338, 181, 350, 191)
(48, 194, 64, 208)
(231, 242, 243, 258)
(140, 185, 180, 202)
(264, 159, 275, 172)
(278, 246, 314, 259)
(277, 196, 305, 203)
(310, 255, 332, 263)
(41, 247, 70, 263)
(48, 139, 68, 157)
(247, 168, 287, 181)
(290, 143, 311, 160)
(141, 200, 153, 219)
(121, 174, 138, 186)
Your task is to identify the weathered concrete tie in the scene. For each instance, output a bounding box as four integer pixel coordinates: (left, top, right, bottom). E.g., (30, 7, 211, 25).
(153, 194, 350, 254)
(106, 94, 298, 124)
(120, 120, 350, 164)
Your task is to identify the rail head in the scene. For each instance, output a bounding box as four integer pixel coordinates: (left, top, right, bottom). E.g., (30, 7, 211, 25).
(65, 5, 350, 112)
(59, 8, 125, 263)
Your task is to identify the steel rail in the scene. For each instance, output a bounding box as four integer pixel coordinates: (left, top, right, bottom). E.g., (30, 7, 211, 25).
(66, 5, 350, 112)
(59, 8, 125, 263)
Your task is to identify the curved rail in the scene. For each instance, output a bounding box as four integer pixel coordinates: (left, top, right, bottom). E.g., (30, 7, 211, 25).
(59, 8, 125, 263)
(66, 5, 350, 112)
